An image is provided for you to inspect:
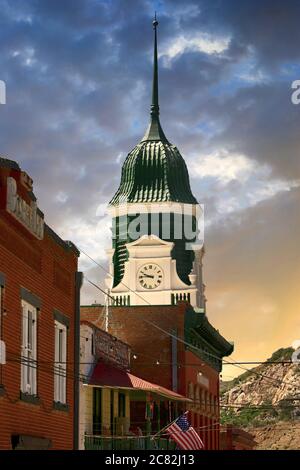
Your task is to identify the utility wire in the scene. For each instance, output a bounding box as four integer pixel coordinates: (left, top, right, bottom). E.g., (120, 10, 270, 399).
(79, 253, 298, 389)
(10, 293, 299, 389)
(5, 354, 300, 414)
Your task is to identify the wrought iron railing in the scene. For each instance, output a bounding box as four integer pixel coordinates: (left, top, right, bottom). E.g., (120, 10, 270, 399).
(84, 434, 176, 450)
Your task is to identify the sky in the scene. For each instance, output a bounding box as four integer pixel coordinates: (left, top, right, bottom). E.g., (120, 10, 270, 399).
(0, 0, 300, 378)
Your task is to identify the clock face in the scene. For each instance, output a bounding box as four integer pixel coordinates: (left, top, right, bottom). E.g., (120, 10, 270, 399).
(138, 263, 163, 290)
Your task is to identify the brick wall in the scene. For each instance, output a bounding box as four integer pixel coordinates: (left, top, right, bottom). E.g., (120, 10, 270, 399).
(0, 164, 78, 450)
(81, 303, 221, 449)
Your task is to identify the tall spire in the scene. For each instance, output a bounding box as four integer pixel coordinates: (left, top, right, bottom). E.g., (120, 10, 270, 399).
(141, 14, 169, 143)
(151, 12, 159, 118)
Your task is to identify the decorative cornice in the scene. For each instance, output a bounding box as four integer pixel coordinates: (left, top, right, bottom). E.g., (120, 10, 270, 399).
(44, 224, 80, 257)
(0, 157, 20, 170)
(184, 306, 234, 370)
(53, 309, 70, 328)
(20, 287, 42, 309)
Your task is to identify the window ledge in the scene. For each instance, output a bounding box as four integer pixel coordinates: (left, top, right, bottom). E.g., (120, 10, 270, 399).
(53, 401, 69, 412)
(20, 392, 40, 405)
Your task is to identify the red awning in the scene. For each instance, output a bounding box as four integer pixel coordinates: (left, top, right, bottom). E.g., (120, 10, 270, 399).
(89, 362, 190, 402)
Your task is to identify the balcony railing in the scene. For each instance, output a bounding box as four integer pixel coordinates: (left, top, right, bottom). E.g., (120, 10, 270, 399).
(84, 435, 176, 451)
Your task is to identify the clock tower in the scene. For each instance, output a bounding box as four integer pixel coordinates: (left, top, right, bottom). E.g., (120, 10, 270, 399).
(106, 17, 205, 308)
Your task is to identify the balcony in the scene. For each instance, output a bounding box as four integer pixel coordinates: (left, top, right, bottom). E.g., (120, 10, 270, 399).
(84, 434, 176, 450)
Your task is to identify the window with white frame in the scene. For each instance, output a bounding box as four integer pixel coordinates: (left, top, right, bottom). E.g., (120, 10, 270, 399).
(21, 300, 37, 395)
(0, 283, 5, 367)
(0, 284, 3, 340)
(54, 321, 67, 404)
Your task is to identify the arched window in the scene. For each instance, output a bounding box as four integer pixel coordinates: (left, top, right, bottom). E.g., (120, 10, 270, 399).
(195, 386, 200, 411)
(188, 382, 194, 402)
(205, 391, 209, 412)
(201, 389, 205, 411)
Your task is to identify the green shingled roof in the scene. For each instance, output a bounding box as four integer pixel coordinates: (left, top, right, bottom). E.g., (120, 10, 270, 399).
(109, 140, 197, 205)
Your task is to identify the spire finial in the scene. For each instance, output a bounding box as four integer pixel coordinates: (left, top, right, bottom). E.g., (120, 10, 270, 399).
(151, 12, 159, 118)
(141, 15, 169, 143)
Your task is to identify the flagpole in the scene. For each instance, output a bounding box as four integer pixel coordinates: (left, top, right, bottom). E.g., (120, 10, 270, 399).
(151, 410, 189, 440)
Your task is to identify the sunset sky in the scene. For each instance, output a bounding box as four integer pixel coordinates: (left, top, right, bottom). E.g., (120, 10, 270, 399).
(0, 0, 299, 378)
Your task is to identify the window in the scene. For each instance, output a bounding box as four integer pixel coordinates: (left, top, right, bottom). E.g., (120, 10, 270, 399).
(214, 396, 217, 415)
(209, 393, 213, 414)
(205, 391, 209, 412)
(195, 386, 200, 411)
(93, 388, 102, 435)
(54, 321, 67, 404)
(0, 282, 5, 368)
(118, 392, 126, 418)
(188, 382, 194, 400)
(21, 300, 37, 395)
(0, 283, 3, 340)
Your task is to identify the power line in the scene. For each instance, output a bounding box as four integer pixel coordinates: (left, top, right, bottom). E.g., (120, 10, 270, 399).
(3, 352, 297, 368)
(7, 353, 300, 411)
(79, 253, 298, 389)
(85, 278, 115, 303)
(2, 248, 298, 410)
(5, 354, 300, 416)
(10, 289, 300, 390)
(3, 245, 297, 389)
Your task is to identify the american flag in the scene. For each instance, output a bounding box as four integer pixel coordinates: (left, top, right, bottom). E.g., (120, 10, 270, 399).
(166, 413, 205, 450)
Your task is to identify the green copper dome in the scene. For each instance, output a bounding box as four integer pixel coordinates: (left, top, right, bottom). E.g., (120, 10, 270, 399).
(110, 140, 197, 205)
(109, 16, 197, 207)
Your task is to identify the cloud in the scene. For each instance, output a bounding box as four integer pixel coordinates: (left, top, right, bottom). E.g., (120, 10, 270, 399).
(55, 191, 69, 204)
(191, 151, 254, 183)
(160, 33, 230, 63)
(190, 150, 300, 229)
(0, 0, 299, 365)
(205, 186, 300, 373)
(58, 214, 112, 266)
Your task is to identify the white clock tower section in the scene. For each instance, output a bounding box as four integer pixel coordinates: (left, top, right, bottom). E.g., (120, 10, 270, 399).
(106, 234, 200, 307)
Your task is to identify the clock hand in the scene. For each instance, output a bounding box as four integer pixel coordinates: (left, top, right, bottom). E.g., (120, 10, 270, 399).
(140, 273, 154, 279)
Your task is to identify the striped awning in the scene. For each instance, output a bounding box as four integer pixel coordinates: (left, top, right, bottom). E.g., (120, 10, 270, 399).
(88, 362, 191, 402)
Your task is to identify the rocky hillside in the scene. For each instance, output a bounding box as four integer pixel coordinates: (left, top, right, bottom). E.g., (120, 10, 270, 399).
(220, 347, 300, 449)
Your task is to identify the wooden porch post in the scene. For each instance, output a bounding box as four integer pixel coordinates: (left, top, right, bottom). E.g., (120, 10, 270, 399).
(146, 393, 152, 449)
(157, 399, 161, 432)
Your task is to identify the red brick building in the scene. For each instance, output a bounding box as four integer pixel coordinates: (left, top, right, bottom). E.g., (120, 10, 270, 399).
(0, 157, 81, 450)
(79, 320, 190, 450)
(81, 303, 233, 450)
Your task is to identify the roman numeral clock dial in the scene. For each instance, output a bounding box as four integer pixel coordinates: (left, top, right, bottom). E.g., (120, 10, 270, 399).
(138, 264, 163, 290)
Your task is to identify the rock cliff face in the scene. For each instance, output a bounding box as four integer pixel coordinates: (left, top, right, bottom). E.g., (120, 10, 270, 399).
(248, 422, 300, 450)
(220, 348, 300, 449)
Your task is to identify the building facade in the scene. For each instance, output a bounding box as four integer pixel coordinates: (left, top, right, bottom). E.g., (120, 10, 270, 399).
(82, 303, 233, 450)
(79, 318, 190, 450)
(0, 157, 81, 450)
(79, 321, 131, 449)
